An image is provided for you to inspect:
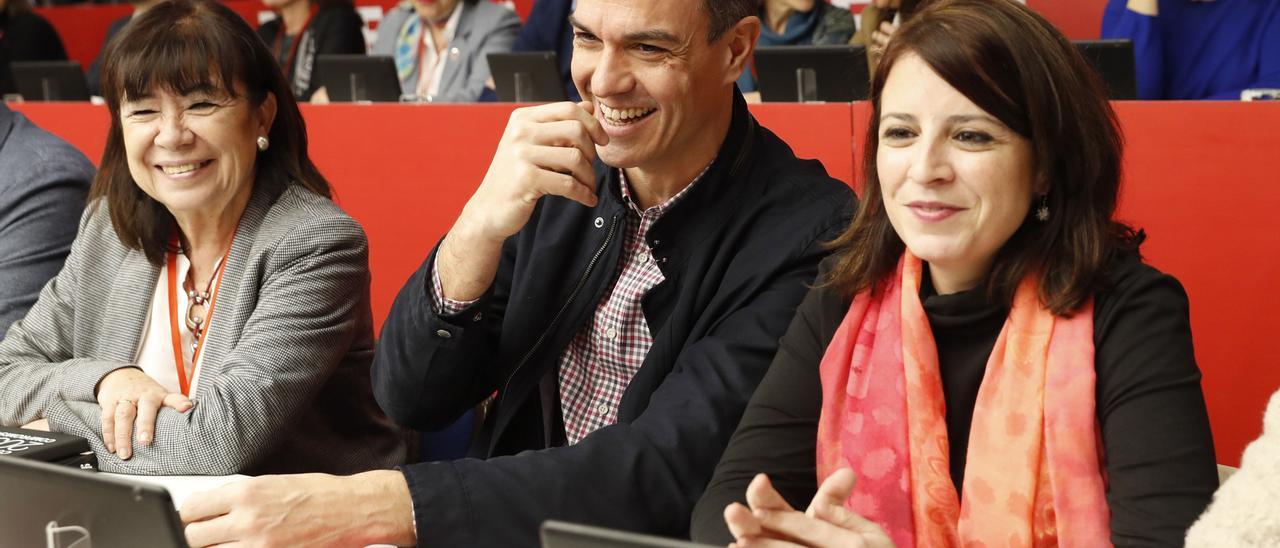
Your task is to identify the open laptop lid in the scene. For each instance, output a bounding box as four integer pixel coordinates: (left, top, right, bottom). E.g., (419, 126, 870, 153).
(10, 61, 90, 101)
(754, 45, 869, 103)
(315, 54, 403, 102)
(541, 520, 716, 548)
(0, 456, 188, 548)
(488, 51, 568, 103)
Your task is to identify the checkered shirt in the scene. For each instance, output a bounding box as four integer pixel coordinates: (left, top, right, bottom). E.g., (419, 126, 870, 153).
(431, 167, 705, 445)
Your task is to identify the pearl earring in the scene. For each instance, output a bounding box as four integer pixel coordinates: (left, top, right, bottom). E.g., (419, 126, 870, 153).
(256, 135, 269, 151)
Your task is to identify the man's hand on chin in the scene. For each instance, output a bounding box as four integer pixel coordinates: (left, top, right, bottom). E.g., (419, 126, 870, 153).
(179, 470, 417, 547)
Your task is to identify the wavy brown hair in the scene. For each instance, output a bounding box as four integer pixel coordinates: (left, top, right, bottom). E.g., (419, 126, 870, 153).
(824, 0, 1141, 316)
(90, 0, 331, 264)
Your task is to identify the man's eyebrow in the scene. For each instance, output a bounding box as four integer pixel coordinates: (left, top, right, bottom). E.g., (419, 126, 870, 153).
(566, 15, 680, 44)
(623, 29, 680, 44)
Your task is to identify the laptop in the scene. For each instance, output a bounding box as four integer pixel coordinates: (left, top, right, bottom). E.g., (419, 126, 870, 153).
(540, 520, 716, 548)
(754, 45, 870, 102)
(314, 54, 404, 102)
(11, 61, 91, 101)
(488, 51, 569, 103)
(0, 456, 188, 548)
(1073, 39, 1138, 100)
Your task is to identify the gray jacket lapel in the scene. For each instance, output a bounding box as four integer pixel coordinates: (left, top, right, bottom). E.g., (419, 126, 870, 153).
(189, 186, 275, 394)
(101, 250, 159, 364)
(437, 3, 477, 96)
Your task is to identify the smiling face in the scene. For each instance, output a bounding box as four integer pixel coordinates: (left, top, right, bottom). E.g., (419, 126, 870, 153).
(120, 81, 275, 223)
(413, 0, 460, 23)
(569, 0, 749, 173)
(877, 53, 1036, 292)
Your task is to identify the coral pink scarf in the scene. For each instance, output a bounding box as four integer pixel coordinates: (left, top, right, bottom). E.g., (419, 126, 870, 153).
(816, 253, 1111, 547)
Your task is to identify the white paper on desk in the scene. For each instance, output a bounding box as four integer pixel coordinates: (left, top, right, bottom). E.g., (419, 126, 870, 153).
(102, 473, 248, 509)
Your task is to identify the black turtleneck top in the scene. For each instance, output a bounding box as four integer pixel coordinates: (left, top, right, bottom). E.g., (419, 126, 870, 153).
(690, 253, 1218, 546)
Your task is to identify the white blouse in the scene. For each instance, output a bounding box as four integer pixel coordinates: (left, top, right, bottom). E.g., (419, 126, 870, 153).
(134, 253, 224, 396)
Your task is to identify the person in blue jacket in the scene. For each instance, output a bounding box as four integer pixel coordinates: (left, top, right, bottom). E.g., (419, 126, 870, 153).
(510, 0, 578, 100)
(1102, 0, 1280, 100)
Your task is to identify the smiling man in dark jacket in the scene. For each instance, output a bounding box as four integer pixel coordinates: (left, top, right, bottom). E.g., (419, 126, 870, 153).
(176, 0, 853, 546)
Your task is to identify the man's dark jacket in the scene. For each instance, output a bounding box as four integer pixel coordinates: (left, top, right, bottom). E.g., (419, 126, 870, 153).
(372, 91, 855, 546)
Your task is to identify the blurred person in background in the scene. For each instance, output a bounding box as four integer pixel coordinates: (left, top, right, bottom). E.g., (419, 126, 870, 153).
(0, 102, 92, 335)
(85, 0, 159, 96)
(507, 0, 577, 100)
(0, 0, 67, 96)
(373, 0, 519, 102)
(851, 0, 918, 75)
(257, 0, 364, 101)
(1103, 0, 1280, 100)
(738, 0, 854, 94)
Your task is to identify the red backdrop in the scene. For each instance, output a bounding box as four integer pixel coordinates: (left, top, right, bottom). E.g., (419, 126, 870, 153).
(11, 100, 1279, 469)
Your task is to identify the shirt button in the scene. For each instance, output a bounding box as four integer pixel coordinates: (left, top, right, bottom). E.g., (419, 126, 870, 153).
(596, 402, 609, 416)
(435, 329, 452, 339)
(605, 327, 618, 340)
(637, 251, 650, 264)
(472, 312, 483, 322)
(594, 217, 605, 228)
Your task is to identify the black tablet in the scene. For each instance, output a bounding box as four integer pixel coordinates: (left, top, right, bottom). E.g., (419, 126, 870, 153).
(754, 45, 869, 103)
(315, 54, 403, 102)
(11, 61, 90, 101)
(487, 51, 568, 103)
(0, 455, 188, 547)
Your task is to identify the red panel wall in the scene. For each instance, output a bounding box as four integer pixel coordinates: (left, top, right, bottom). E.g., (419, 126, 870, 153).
(11, 100, 1277, 468)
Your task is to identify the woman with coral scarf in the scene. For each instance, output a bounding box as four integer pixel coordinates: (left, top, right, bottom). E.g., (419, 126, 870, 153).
(690, 0, 1218, 546)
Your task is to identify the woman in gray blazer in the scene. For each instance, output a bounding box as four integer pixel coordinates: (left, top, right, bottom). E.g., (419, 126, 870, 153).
(372, 0, 520, 102)
(0, 0, 403, 475)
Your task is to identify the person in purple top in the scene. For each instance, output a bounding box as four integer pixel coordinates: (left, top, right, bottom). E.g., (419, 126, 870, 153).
(1102, 0, 1280, 100)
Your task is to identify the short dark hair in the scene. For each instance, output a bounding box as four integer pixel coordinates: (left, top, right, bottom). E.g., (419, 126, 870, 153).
(91, 0, 331, 264)
(824, 0, 1141, 315)
(701, 0, 755, 42)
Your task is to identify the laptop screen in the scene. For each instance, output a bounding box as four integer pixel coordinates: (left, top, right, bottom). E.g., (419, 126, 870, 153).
(0, 456, 188, 548)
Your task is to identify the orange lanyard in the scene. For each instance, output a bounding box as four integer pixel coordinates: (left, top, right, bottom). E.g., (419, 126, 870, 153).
(166, 241, 232, 397)
(272, 5, 319, 79)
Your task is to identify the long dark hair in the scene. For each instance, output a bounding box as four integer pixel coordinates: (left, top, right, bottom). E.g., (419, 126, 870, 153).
(824, 0, 1141, 315)
(91, 0, 331, 264)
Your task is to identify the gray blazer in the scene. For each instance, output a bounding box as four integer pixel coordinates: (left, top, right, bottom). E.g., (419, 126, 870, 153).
(0, 104, 93, 335)
(0, 184, 404, 475)
(373, 0, 521, 102)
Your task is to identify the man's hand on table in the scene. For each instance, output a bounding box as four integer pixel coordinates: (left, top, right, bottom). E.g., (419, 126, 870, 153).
(180, 470, 416, 547)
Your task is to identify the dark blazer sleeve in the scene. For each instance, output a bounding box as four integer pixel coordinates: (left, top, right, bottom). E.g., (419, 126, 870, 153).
(371, 236, 516, 431)
(314, 5, 367, 55)
(512, 0, 567, 52)
(0, 114, 92, 337)
(384, 221, 846, 546)
(689, 276, 841, 544)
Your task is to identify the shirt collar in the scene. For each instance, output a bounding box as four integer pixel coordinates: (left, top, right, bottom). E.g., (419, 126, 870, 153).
(617, 164, 712, 217)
